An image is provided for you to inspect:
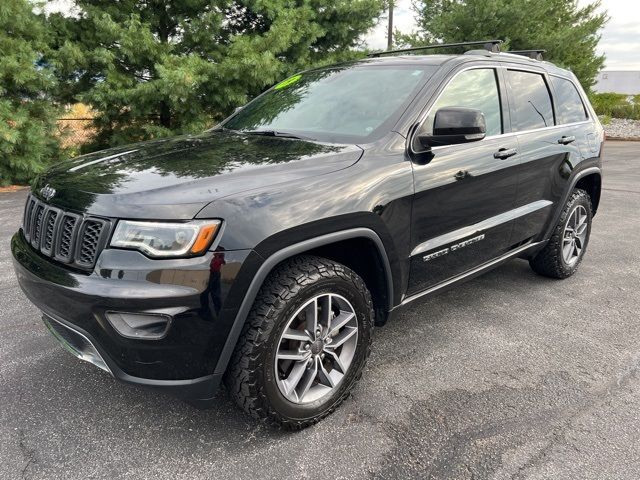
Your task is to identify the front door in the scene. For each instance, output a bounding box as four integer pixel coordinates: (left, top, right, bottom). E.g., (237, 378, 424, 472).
(407, 67, 520, 296)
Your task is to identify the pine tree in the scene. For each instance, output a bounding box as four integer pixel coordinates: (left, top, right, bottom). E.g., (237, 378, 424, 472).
(399, 0, 608, 90)
(0, 0, 61, 186)
(49, 1, 385, 149)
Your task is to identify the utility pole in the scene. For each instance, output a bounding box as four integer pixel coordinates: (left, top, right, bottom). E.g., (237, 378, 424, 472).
(387, 0, 394, 50)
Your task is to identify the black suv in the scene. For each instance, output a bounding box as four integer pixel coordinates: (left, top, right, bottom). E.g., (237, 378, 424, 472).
(12, 42, 603, 429)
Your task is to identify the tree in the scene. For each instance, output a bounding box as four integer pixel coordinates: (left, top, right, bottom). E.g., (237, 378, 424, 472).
(49, 0, 385, 150)
(0, 0, 61, 186)
(400, 0, 608, 89)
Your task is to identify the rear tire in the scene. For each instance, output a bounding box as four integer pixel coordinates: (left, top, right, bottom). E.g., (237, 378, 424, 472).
(529, 188, 593, 279)
(224, 255, 374, 429)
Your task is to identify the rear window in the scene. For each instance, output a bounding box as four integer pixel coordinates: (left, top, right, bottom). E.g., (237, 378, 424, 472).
(506, 70, 554, 131)
(551, 76, 588, 124)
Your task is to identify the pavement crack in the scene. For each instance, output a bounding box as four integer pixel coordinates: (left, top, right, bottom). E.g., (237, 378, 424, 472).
(18, 429, 37, 480)
(510, 355, 640, 478)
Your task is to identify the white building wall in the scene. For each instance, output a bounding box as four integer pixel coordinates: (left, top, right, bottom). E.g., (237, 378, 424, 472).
(594, 71, 640, 95)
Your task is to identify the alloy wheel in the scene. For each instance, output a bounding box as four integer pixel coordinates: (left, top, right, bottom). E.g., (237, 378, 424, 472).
(275, 293, 358, 404)
(562, 205, 588, 266)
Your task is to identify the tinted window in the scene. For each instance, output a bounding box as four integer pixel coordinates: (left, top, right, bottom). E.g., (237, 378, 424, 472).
(224, 65, 436, 143)
(551, 76, 587, 124)
(425, 69, 502, 136)
(506, 70, 554, 131)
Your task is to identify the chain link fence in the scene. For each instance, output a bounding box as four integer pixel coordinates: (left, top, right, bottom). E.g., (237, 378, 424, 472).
(56, 117, 96, 150)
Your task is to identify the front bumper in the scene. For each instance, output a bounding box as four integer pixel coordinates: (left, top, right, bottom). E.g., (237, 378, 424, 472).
(42, 312, 221, 407)
(11, 231, 259, 407)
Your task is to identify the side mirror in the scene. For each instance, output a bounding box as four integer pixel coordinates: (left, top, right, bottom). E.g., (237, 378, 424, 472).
(417, 107, 486, 149)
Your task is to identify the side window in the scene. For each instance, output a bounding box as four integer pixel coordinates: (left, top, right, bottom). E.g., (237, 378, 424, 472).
(506, 70, 554, 131)
(424, 69, 502, 137)
(550, 76, 588, 124)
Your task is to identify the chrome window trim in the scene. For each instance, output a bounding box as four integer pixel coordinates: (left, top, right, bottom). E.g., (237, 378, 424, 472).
(408, 63, 595, 154)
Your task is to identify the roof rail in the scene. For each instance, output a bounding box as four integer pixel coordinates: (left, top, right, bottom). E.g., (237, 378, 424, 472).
(507, 50, 546, 61)
(367, 40, 503, 58)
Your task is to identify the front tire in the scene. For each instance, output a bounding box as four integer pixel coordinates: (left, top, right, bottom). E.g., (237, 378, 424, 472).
(529, 188, 593, 279)
(224, 255, 374, 429)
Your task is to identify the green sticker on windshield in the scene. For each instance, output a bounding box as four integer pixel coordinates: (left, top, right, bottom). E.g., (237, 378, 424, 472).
(274, 74, 302, 90)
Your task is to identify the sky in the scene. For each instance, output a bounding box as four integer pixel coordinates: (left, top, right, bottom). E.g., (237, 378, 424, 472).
(364, 0, 640, 70)
(46, 0, 640, 70)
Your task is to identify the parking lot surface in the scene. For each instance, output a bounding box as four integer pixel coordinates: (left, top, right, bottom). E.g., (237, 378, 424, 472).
(1, 142, 639, 479)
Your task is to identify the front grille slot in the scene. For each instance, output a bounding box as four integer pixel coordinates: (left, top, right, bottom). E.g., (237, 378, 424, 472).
(56, 214, 79, 262)
(76, 220, 106, 268)
(41, 208, 60, 255)
(21, 195, 110, 270)
(23, 197, 36, 241)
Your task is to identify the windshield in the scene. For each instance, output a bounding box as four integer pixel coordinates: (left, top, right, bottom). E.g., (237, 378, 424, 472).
(223, 65, 437, 144)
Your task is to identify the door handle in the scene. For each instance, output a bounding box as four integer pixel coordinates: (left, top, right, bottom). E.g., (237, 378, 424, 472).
(558, 135, 576, 145)
(494, 148, 517, 159)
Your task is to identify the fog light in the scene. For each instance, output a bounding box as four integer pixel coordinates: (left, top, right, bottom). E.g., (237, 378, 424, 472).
(105, 311, 171, 340)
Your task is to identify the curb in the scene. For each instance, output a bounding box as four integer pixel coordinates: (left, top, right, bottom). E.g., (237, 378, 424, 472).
(0, 185, 29, 193)
(605, 136, 640, 142)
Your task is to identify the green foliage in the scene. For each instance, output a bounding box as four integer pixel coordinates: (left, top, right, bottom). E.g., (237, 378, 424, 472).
(49, 0, 385, 150)
(399, 0, 608, 90)
(589, 92, 640, 119)
(0, 0, 61, 186)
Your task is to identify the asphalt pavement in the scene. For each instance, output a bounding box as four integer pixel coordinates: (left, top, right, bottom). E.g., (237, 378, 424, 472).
(1, 141, 639, 479)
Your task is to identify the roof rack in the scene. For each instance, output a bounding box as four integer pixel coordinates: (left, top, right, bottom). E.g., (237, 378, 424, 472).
(507, 50, 546, 61)
(367, 40, 503, 58)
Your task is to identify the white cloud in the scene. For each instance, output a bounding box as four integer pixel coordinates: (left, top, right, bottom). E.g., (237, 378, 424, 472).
(363, 0, 418, 50)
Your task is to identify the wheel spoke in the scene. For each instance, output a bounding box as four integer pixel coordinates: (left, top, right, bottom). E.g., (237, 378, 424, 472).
(282, 328, 312, 342)
(281, 359, 308, 395)
(318, 294, 332, 332)
(304, 298, 318, 337)
(575, 223, 587, 236)
(330, 311, 355, 335)
(277, 350, 309, 361)
(317, 360, 335, 388)
(296, 358, 318, 401)
(563, 242, 574, 262)
(324, 349, 347, 374)
(327, 326, 357, 348)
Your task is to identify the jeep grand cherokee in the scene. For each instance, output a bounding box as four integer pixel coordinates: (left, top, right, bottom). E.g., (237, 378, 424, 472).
(12, 41, 603, 429)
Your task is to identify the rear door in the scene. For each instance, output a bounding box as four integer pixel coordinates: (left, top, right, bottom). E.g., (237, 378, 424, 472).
(505, 69, 590, 244)
(407, 66, 520, 296)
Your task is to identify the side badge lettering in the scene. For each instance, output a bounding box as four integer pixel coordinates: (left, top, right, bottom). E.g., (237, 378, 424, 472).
(423, 234, 486, 262)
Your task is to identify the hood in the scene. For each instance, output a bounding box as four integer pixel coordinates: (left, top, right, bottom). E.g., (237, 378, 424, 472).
(34, 131, 363, 219)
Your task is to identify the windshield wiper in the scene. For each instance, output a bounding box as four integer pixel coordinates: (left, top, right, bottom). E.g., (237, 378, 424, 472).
(243, 129, 314, 141)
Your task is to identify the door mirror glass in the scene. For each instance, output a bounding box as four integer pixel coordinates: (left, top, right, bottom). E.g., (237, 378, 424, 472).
(417, 107, 486, 148)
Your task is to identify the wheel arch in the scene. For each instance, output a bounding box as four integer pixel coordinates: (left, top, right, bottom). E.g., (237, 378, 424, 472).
(542, 166, 602, 241)
(575, 171, 602, 215)
(213, 228, 395, 376)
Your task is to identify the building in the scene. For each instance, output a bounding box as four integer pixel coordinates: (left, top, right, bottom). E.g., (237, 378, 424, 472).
(594, 71, 640, 95)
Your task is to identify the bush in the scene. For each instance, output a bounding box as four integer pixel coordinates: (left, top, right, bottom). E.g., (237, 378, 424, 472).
(589, 92, 640, 120)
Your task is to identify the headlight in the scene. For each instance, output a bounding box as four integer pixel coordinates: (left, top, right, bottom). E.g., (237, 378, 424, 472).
(110, 220, 221, 258)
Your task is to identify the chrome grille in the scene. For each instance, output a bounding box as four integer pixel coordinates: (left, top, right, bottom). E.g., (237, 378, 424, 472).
(22, 195, 111, 270)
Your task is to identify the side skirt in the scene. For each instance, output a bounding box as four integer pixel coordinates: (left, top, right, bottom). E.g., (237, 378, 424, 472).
(397, 240, 545, 309)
